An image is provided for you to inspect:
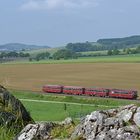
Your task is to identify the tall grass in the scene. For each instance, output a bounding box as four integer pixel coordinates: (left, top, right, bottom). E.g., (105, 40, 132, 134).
(0, 126, 17, 140)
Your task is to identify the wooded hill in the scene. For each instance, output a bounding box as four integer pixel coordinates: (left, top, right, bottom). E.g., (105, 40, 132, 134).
(66, 35, 140, 52)
(0, 43, 50, 51)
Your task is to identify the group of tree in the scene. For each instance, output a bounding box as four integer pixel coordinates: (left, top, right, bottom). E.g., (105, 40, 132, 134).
(0, 51, 30, 59)
(29, 52, 50, 61)
(66, 42, 99, 52)
(30, 49, 77, 61)
(123, 46, 140, 54)
(107, 49, 120, 55)
(52, 49, 77, 60)
(107, 46, 140, 56)
(65, 36, 140, 53)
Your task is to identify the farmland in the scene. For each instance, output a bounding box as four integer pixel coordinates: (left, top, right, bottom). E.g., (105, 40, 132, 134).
(0, 56, 140, 121)
(3, 54, 140, 64)
(0, 62, 140, 94)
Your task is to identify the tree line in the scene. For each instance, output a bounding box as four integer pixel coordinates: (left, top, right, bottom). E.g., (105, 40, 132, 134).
(65, 36, 140, 52)
(30, 45, 140, 62)
(107, 46, 140, 56)
(0, 51, 30, 58)
(29, 49, 78, 61)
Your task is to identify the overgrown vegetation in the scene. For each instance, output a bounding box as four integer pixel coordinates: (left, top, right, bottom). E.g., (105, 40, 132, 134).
(0, 126, 16, 140)
(51, 123, 76, 139)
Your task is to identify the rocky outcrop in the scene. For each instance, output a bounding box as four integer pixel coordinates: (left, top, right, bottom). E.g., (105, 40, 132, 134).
(0, 85, 34, 128)
(71, 104, 140, 140)
(15, 105, 140, 140)
(15, 117, 74, 140)
(15, 122, 55, 140)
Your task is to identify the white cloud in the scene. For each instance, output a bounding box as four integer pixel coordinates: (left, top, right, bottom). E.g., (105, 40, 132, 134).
(20, 0, 99, 11)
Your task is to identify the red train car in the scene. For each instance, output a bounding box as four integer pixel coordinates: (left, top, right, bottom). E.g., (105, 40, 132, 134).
(42, 84, 138, 100)
(42, 85, 63, 93)
(84, 88, 97, 96)
(109, 89, 137, 99)
(84, 88, 109, 97)
(63, 86, 84, 95)
(95, 88, 109, 97)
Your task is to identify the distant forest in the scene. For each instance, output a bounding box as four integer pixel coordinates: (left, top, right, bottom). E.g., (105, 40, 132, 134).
(66, 36, 140, 52)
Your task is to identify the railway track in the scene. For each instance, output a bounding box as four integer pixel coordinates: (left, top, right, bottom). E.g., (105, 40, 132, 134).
(9, 88, 140, 103)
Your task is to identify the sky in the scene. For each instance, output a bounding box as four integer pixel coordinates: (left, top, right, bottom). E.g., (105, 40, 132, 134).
(0, 0, 140, 47)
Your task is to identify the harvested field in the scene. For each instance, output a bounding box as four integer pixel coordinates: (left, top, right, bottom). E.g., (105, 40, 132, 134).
(0, 63, 140, 95)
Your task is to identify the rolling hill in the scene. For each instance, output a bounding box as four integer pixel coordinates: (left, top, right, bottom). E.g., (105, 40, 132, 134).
(0, 43, 50, 51)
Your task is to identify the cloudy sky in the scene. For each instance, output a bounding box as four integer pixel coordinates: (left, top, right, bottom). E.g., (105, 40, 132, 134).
(0, 0, 140, 47)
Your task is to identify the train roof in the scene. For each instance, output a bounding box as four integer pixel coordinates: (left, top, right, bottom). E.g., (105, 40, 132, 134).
(63, 86, 84, 89)
(43, 85, 62, 87)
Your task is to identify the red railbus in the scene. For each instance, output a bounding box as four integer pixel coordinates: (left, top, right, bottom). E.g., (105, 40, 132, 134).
(63, 86, 84, 95)
(95, 88, 109, 97)
(42, 85, 138, 100)
(42, 85, 63, 93)
(84, 88, 109, 97)
(84, 88, 97, 96)
(109, 89, 138, 99)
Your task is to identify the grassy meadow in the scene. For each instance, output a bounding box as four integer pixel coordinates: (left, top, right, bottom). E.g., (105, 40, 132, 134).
(11, 90, 140, 121)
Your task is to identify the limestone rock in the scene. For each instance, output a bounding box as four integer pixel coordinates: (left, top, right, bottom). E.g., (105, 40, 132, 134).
(116, 109, 133, 122)
(71, 104, 140, 140)
(0, 85, 34, 128)
(15, 123, 55, 140)
(133, 112, 140, 127)
(59, 117, 74, 125)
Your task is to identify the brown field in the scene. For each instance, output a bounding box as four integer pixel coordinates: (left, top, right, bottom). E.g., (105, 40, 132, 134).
(0, 63, 140, 95)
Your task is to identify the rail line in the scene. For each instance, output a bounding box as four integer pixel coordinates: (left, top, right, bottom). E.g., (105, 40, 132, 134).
(9, 88, 140, 103)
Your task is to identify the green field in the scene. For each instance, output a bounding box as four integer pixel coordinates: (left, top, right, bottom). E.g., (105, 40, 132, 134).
(11, 90, 140, 121)
(26, 47, 64, 57)
(3, 54, 140, 64)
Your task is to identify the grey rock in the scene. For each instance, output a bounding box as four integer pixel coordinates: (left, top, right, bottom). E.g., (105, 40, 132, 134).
(15, 122, 55, 140)
(116, 109, 133, 122)
(133, 112, 140, 127)
(72, 104, 140, 140)
(0, 85, 34, 128)
(107, 108, 118, 117)
(59, 117, 74, 125)
(136, 107, 140, 112)
(0, 111, 16, 126)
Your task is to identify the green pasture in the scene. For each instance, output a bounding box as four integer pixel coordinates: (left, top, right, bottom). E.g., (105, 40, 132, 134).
(2, 54, 140, 65)
(21, 100, 111, 121)
(11, 90, 140, 121)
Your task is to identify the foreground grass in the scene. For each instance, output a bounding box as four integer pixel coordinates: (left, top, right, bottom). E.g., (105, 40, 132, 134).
(11, 90, 140, 121)
(0, 126, 17, 140)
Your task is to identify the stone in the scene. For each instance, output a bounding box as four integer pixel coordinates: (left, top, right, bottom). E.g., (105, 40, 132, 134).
(0, 111, 16, 126)
(59, 117, 74, 125)
(0, 85, 34, 128)
(133, 112, 140, 127)
(15, 122, 55, 140)
(136, 107, 140, 112)
(116, 109, 133, 122)
(71, 104, 140, 140)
